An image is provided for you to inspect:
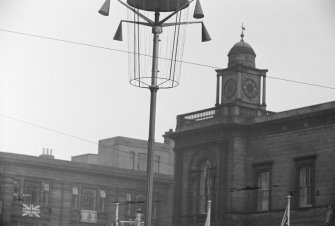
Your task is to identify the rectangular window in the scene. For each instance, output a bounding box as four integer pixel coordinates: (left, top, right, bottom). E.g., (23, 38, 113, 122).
(126, 193, 132, 216)
(72, 186, 79, 209)
(129, 152, 135, 169)
(138, 153, 147, 171)
(13, 179, 21, 201)
(137, 154, 160, 173)
(253, 161, 273, 212)
(257, 171, 270, 211)
(299, 166, 312, 207)
(98, 190, 106, 212)
(294, 155, 316, 208)
(42, 183, 50, 205)
(82, 189, 96, 210)
(152, 194, 158, 219)
(154, 155, 160, 174)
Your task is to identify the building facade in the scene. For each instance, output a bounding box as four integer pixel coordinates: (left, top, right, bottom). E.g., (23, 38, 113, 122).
(72, 136, 174, 175)
(0, 148, 173, 226)
(167, 34, 335, 226)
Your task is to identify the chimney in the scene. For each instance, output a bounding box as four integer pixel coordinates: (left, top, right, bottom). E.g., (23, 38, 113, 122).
(39, 147, 55, 159)
(163, 129, 174, 144)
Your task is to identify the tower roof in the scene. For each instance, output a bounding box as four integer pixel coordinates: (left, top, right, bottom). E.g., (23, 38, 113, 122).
(228, 40, 256, 57)
(227, 28, 256, 68)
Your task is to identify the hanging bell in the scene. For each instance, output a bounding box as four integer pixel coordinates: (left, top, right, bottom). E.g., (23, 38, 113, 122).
(201, 23, 211, 42)
(113, 22, 123, 41)
(99, 0, 110, 16)
(193, 0, 204, 19)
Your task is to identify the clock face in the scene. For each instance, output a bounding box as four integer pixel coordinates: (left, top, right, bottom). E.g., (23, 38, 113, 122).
(242, 79, 257, 98)
(224, 79, 236, 98)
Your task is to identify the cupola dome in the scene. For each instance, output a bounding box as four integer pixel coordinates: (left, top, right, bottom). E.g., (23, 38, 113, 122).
(228, 33, 256, 68)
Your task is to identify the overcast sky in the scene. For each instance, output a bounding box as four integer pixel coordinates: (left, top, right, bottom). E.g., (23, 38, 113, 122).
(0, 0, 335, 161)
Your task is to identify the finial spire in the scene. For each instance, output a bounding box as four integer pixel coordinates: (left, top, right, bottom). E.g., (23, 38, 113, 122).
(241, 23, 245, 41)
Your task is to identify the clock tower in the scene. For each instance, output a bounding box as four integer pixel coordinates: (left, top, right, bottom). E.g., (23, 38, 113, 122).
(215, 30, 268, 119)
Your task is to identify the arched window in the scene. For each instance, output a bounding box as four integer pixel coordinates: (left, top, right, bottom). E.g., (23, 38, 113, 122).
(136, 194, 145, 213)
(199, 160, 212, 214)
(82, 190, 95, 210)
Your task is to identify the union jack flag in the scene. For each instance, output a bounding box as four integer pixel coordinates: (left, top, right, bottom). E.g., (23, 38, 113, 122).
(280, 205, 288, 226)
(22, 203, 40, 218)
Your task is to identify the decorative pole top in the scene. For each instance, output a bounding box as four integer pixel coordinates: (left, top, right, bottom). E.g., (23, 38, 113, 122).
(241, 23, 245, 41)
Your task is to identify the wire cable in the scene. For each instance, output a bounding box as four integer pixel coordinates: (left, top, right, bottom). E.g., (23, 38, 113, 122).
(1, 28, 335, 90)
(0, 28, 335, 168)
(0, 113, 175, 168)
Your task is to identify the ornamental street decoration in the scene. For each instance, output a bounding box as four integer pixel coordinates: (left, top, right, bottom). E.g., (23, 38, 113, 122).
(81, 209, 97, 223)
(22, 203, 40, 218)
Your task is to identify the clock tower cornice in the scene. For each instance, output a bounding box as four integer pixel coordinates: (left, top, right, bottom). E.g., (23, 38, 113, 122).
(216, 64, 268, 76)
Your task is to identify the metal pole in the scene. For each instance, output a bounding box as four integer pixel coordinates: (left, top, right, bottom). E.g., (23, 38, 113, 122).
(145, 11, 161, 226)
(115, 202, 119, 226)
(205, 200, 211, 226)
(287, 195, 291, 226)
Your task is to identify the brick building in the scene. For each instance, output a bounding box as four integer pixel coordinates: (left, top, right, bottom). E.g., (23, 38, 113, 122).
(0, 137, 173, 226)
(167, 34, 335, 226)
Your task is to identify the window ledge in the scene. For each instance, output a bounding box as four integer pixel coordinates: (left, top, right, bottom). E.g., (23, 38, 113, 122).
(299, 204, 312, 209)
(256, 209, 271, 213)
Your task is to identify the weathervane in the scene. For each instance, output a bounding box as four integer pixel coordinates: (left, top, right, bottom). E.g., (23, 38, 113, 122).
(241, 23, 245, 40)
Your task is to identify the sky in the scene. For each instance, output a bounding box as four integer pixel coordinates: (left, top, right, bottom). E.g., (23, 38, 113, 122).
(0, 0, 335, 161)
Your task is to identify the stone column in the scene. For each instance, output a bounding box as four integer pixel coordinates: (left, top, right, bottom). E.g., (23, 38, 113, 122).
(173, 151, 183, 226)
(237, 72, 242, 100)
(2, 177, 14, 225)
(216, 74, 220, 106)
(221, 75, 225, 105)
(262, 75, 266, 106)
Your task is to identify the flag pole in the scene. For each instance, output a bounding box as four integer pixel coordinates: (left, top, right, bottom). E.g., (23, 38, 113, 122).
(287, 195, 291, 226)
(115, 202, 120, 226)
(205, 200, 212, 226)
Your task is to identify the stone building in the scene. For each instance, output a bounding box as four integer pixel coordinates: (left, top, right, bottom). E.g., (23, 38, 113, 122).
(72, 136, 174, 175)
(0, 137, 173, 226)
(167, 34, 335, 226)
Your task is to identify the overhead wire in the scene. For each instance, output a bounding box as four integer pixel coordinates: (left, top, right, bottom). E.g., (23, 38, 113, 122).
(0, 110, 334, 176)
(0, 28, 335, 177)
(0, 178, 335, 199)
(0, 12, 334, 223)
(0, 28, 334, 90)
(0, 113, 175, 168)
